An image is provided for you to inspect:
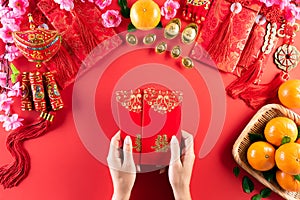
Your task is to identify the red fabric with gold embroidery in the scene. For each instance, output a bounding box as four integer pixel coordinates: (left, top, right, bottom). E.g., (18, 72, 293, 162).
(190, 0, 262, 73)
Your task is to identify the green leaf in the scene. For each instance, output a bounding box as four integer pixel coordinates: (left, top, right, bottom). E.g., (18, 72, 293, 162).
(9, 63, 20, 83)
(249, 133, 265, 143)
(281, 136, 291, 145)
(120, 7, 130, 18)
(233, 166, 240, 177)
(242, 176, 254, 194)
(294, 175, 300, 181)
(252, 194, 262, 200)
(260, 188, 271, 198)
(262, 168, 276, 182)
(128, 23, 136, 32)
(156, 21, 163, 29)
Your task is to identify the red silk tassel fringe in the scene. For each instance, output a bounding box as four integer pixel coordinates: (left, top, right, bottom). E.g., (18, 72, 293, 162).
(239, 72, 289, 109)
(207, 12, 234, 64)
(226, 53, 265, 98)
(0, 112, 55, 188)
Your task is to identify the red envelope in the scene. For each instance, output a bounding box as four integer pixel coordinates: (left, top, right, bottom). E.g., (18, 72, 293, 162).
(190, 0, 262, 73)
(116, 86, 182, 166)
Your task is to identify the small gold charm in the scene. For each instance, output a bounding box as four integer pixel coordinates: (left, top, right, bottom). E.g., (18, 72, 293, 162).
(182, 57, 194, 68)
(126, 33, 138, 45)
(171, 45, 181, 59)
(181, 23, 198, 45)
(164, 18, 181, 40)
(155, 42, 167, 54)
(274, 44, 300, 71)
(143, 34, 156, 45)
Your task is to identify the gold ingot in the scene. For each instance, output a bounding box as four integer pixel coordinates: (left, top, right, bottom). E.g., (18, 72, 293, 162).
(126, 33, 138, 45)
(164, 18, 181, 40)
(143, 34, 156, 45)
(171, 45, 181, 59)
(181, 23, 198, 45)
(155, 42, 167, 54)
(182, 57, 194, 68)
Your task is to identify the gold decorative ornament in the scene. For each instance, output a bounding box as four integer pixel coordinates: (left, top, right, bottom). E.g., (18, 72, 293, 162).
(151, 134, 169, 152)
(274, 44, 300, 71)
(155, 42, 167, 54)
(181, 23, 198, 45)
(164, 18, 181, 39)
(181, 57, 194, 68)
(143, 33, 156, 45)
(171, 45, 181, 58)
(126, 33, 138, 45)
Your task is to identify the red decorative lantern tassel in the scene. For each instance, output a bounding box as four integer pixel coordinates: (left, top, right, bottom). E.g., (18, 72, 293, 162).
(239, 72, 289, 109)
(0, 112, 55, 188)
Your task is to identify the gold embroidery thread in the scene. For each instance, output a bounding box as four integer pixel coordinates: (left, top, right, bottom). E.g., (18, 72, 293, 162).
(151, 134, 169, 152)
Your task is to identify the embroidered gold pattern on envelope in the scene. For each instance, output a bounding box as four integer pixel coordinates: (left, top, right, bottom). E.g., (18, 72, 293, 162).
(151, 134, 169, 152)
(116, 89, 142, 113)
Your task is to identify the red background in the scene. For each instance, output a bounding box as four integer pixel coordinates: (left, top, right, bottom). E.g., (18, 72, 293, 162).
(0, 1, 300, 200)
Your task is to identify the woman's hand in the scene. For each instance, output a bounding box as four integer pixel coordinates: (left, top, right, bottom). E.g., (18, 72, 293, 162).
(168, 131, 195, 200)
(107, 131, 136, 200)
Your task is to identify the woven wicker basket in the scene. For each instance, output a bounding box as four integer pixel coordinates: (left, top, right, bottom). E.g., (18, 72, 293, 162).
(232, 104, 300, 200)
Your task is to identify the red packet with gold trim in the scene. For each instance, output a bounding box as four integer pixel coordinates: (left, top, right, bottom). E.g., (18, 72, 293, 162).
(116, 86, 182, 166)
(190, 0, 262, 73)
(37, 0, 122, 88)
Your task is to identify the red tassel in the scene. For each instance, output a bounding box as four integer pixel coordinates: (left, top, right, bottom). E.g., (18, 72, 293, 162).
(239, 72, 289, 109)
(0, 111, 55, 188)
(48, 44, 80, 89)
(207, 12, 234, 64)
(226, 53, 265, 98)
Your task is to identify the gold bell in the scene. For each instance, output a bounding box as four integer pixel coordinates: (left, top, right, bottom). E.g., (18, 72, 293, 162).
(143, 34, 156, 45)
(126, 33, 138, 45)
(181, 23, 198, 45)
(182, 57, 194, 68)
(164, 18, 181, 40)
(171, 45, 181, 59)
(155, 42, 167, 54)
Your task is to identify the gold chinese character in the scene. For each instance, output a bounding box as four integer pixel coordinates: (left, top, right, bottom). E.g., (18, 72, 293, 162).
(151, 134, 169, 152)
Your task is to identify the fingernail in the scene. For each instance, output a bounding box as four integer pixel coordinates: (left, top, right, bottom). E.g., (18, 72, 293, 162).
(171, 136, 177, 143)
(124, 136, 131, 145)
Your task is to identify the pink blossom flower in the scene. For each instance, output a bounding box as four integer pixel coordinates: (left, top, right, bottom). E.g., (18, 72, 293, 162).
(101, 10, 122, 28)
(7, 82, 21, 97)
(1, 10, 22, 26)
(8, 0, 29, 15)
(54, 0, 74, 11)
(288, 3, 300, 20)
(0, 93, 13, 114)
(3, 114, 23, 131)
(0, 114, 8, 122)
(95, 0, 112, 9)
(161, 0, 180, 20)
(0, 5, 10, 18)
(259, 0, 290, 8)
(0, 72, 7, 88)
(0, 24, 19, 43)
(4, 44, 22, 62)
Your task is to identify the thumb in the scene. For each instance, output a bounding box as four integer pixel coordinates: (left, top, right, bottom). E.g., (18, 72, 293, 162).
(170, 136, 182, 167)
(123, 136, 134, 166)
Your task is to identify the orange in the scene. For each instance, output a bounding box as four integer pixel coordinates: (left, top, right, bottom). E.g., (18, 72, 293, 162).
(247, 141, 276, 171)
(275, 143, 300, 175)
(276, 170, 300, 192)
(130, 0, 161, 30)
(278, 79, 300, 109)
(297, 138, 300, 144)
(264, 117, 298, 146)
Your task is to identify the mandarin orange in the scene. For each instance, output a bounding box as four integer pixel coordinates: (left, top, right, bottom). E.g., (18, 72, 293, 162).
(247, 141, 276, 171)
(130, 0, 161, 30)
(264, 117, 298, 146)
(276, 170, 300, 192)
(278, 79, 300, 109)
(275, 142, 300, 175)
